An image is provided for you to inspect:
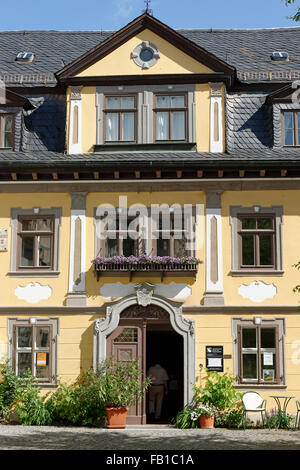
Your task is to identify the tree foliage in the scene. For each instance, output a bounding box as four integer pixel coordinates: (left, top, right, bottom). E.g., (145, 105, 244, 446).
(284, 0, 300, 22)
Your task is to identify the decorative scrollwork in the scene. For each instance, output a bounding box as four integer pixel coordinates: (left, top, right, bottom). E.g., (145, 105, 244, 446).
(121, 304, 169, 319)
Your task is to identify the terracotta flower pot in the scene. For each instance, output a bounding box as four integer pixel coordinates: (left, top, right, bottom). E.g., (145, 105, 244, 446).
(199, 415, 214, 429)
(105, 407, 129, 429)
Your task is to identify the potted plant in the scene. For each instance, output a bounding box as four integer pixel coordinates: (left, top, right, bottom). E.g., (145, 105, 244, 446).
(97, 357, 151, 429)
(194, 404, 216, 429)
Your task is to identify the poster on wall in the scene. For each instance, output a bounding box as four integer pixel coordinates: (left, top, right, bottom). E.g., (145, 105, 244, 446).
(206, 346, 224, 372)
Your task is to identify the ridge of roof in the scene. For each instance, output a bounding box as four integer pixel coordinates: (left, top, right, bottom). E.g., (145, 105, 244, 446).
(0, 26, 299, 34)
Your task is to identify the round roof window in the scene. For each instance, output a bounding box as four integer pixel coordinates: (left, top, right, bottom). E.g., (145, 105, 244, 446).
(139, 47, 154, 62)
(131, 41, 160, 69)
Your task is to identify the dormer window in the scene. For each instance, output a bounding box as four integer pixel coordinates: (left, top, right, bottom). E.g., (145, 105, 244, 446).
(104, 95, 136, 142)
(282, 110, 300, 147)
(154, 94, 187, 141)
(0, 114, 13, 149)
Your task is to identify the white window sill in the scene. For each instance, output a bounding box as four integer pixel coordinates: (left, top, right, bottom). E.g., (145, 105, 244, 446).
(8, 271, 60, 277)
(231, 270, 284, 277)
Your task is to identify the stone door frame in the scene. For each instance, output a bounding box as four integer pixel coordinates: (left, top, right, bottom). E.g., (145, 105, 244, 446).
(93, 290, 196, 405)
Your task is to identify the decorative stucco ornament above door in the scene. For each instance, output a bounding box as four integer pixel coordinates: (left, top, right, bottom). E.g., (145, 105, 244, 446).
(131, 41, 160, 69)
(238, 280, 277, 303)
(135, 282, 154, 306)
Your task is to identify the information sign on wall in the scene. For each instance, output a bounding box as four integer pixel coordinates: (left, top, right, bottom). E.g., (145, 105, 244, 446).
(206, 346, 224, 372)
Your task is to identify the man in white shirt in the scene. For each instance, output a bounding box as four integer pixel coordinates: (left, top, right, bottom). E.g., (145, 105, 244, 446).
(147, 363, 168, 420)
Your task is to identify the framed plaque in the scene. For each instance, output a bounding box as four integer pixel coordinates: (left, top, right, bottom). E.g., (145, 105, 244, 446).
(206, 346, 224, 372)
(0, 229, 8, 252)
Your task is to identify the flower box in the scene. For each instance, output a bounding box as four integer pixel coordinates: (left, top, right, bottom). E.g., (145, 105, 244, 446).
(92, 256, 202, 280)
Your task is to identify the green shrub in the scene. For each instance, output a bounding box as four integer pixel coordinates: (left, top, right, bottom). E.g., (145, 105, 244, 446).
(0, 361, 22, 421)
(194, 370, 242, 411)
(14, 369, 52, 426)
(174, 370, 243, 429)
(173, 404, 200, 429)
(215, 408, 243, 428)
(97, 357, 151, 408)
(266, 409, 294, 429)
(48, 369, 106, 427)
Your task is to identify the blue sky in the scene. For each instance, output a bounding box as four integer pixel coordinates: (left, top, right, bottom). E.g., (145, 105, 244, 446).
(0, 0, 299, 30)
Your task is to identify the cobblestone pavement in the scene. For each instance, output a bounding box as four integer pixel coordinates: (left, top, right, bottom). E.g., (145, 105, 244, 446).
(0, 424, 300, 450)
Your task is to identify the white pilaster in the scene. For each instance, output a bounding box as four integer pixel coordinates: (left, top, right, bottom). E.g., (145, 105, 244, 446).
(209, 83, 223, 153)
(66, 193, 87, 306)
(204, 191, 224, 306)
(69, 86, 82, 154)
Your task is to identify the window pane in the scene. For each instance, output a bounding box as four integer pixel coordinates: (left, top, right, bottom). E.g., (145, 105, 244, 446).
(171, 96, 185, 107)
(242, 328, 257, 348)
(173, 111, 185, 140)
(17, 352, 32, 376)
(38, 236, 51, 266)
(261, 354, 276, 382)
(156, 95, 171, 108)
(259, 235, 273, 265)
(22, 219, 36, 231)
(1, 116, 13, 148)
(114, 328, 138, 343)
(242, 218, 256, 229)
(21, 237, 35, 266)
(4, 115, 12, 132)
(18, 327, 32, 348)
(157, 238, 170, 256)
(121, 97, 135, 109)
(36, 352, 50, 379)
(36, 327, 50, 348)
(4, 131, 12, 148)
(285, 129, 294, 146)
(122, 238, 135, 256)
(284, 112, 294, 129)
(257, 218, 272, 230)
(106, 113, 119, 141)
(121, 113, 134, 141)
(242, 354, 257, 379)
(36, 218, 52, 231)
(261, 328, 276, 349)
(106, 97, 121, 109)
(242, 235, 255, 265)
(174, 238, 187, 257)
(105, 238, 118, 257)
(156, 112, 169, 140)
(139, 48, 154, 62)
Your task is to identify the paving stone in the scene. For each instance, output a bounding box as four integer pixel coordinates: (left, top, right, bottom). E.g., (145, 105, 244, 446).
(0, 425, 300, 450)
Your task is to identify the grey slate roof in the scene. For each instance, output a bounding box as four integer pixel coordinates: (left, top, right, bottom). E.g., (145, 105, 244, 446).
(0, 27, 300, 85)
(0, 148, 300, 169)
(226, 92, 273, 151)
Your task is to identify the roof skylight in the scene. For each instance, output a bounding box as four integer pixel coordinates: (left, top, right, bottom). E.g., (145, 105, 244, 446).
(271, 51, 289, 61)
(16, 52, 35, 62)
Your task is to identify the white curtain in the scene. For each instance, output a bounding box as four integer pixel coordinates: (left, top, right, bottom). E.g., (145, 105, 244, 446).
(156, 112, 169, 140)
(122, 113, 134, 141)
(173, 111, 185, 140)
(106, 113, 118, 141)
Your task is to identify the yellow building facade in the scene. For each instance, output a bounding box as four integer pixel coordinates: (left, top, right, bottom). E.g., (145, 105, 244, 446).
(1, 12, 300, 423)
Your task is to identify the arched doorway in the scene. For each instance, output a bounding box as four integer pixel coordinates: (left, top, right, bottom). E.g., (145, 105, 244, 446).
(94, 291, 196, 425)
(106, 304, 184, 424)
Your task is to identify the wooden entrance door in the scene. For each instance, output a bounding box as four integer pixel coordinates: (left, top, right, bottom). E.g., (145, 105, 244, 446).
(106, 320, 146, 424)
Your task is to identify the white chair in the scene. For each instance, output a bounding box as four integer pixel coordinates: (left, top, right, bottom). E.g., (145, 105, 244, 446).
(242, 392, 268, 430)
